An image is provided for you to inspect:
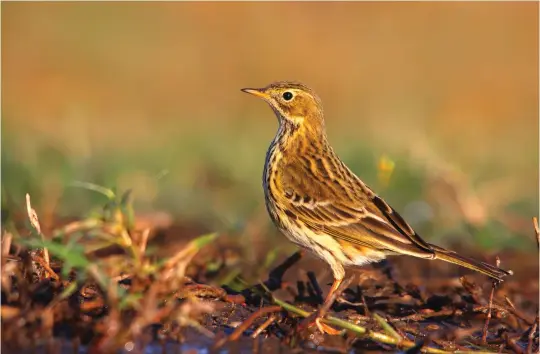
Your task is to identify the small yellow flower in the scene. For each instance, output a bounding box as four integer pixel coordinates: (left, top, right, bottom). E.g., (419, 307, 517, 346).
(377, 154, 395, 188)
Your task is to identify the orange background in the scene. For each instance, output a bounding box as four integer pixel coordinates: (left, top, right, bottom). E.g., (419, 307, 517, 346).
(2, 2, 538, 248)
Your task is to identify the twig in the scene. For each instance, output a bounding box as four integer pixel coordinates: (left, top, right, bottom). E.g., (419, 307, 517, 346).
(504, 333, 525, 354)
(334, 287, 370, 315)
(307, 271, 323, 303)
(374, 313, 402, 341)
(361, 293, 371, 316)
(497, 343, 504, 353)
(272, 295, 459, 353)
(390, 304, 510, 323)
(526, 315, 539, 354)
(504, 295, 517, 310)
(494, 296, 534, 326)
(460, 272, 534, 326)
(265, 250, 303, 291)
(240, 250, 303, 306)
(480, 288, 495, 343)
(405, 340, 426, 354)
(25, 194, 42, 236)
(111, 273, 132, 283)
(138, 228, 150, 255)
(229, 306, 281, 341)
(80, 299, 106, 313)
(504, 304, 535, 327)
(176, 283, 227, 300)
(251, 314, 277, 338)
(213, 305, 282, 348)
(32, 256, 59, 281)
(26, 193, 50, 266)
(481, 257, 499, 343)
(223, 294, 246, 304)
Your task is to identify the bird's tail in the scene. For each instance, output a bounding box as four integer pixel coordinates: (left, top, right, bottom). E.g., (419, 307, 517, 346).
(430, 244, 513, 281)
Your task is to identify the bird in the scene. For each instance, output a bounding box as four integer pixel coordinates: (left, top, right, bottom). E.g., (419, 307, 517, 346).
(241, 81, 512, 334)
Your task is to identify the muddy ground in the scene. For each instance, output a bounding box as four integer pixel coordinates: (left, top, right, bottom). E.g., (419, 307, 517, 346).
(1, 218, 538, 354)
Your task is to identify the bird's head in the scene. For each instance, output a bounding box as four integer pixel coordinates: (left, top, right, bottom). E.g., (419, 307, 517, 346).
(241, 81, 325, 134)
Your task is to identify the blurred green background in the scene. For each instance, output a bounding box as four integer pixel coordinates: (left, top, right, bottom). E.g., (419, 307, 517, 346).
(2, 2, 538, 252)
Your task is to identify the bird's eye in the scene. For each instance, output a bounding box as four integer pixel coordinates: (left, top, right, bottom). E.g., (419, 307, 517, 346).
(282, 91, 293, 101)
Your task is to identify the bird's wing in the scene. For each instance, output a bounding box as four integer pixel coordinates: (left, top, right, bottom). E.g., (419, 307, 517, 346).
(278, 161, 434, 257)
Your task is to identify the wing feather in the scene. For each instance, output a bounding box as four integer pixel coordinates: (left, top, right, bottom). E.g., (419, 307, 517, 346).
(279, 162, 434, 258)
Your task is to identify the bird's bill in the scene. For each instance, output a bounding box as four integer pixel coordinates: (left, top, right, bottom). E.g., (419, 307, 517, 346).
(240, 88, 270, 100)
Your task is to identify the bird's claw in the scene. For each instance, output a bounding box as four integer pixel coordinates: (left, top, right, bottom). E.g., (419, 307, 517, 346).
(298, 312, 341, 335)
(315, 318, 341, 335)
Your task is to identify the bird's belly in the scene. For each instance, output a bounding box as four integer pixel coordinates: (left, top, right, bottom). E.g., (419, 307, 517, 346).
(279, 222, 348, 279)
(276, 212, 386, 269)
(279, 224, 319, 253)
(274, 213, 385, 279)
(267, 206, 314, 249)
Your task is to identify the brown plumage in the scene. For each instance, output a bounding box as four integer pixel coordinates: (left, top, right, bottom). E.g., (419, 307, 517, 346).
(241, 81, 512, 334)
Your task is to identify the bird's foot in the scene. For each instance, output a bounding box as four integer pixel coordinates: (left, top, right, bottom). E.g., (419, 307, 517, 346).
(298, 311, 341, 335)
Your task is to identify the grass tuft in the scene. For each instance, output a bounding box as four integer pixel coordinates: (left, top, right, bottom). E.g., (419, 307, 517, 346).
(2, 187, 219, 352)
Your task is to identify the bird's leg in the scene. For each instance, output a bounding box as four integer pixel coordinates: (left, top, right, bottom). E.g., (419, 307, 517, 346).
(299, 277, 343, 335)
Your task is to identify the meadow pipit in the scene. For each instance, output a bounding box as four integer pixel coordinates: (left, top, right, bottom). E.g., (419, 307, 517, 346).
(241, 81, 512, 334)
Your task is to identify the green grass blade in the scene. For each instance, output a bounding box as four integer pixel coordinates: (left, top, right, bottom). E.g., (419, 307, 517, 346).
(69, 181, 116, 200)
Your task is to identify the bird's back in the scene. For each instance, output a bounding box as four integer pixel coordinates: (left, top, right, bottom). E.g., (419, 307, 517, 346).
(264, 132, 437, 260)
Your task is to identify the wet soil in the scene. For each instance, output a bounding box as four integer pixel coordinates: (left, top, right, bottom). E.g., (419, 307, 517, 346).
(1, 221, 538, 354)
